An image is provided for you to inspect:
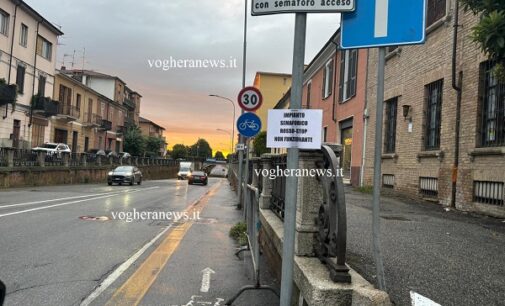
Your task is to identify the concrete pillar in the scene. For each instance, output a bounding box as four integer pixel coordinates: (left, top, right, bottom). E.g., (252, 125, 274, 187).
(250, 157, 261, 188)
(259, 154, 274, 209)
(81, 154, 87, 167)
(295, 150, 325, 257)
(62, 152, 70, 167)
(108, 156, 113, 166)
(134, 157, 139, 166)
(36, 151, 46, 167)
(6, 148, 15, 168)
(97, 156, 102, 167)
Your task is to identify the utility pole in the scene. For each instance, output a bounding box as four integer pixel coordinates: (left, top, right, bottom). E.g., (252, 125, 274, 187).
(237, 0, 248, 208)
(280, 12, 306, 306)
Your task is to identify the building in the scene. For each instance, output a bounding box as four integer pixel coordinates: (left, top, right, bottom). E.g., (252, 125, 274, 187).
(52, 72, 126, 152)
(363, 0, 505, 217)
(253, 71, 291, 131)
(139, 116, 167, 157)
(0, 0, 63, 148)
(62, 69, 141, 128)
(273, 30, 368, 186)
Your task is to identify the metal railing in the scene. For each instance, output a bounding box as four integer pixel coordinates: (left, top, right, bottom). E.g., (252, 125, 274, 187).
(270, 155, 287, 221)
(57, 104, 80, 119)
(13, 150, 37, 167)
(45, 154, 65, 167)
(0, 148, 7, 167)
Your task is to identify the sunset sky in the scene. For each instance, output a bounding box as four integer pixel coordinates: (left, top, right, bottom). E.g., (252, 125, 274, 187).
(27, 0, 339, 156)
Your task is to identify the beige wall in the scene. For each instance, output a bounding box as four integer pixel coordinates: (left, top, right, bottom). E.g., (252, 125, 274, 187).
(254, 73, 292, 131)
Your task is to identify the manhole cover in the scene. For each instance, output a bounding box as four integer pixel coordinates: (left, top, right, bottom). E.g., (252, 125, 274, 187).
(79, 216, 110, 221)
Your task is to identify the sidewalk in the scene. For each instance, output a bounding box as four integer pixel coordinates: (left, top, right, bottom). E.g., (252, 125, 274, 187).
(103, 179, 279, 306)
(345, 187, 505, 306)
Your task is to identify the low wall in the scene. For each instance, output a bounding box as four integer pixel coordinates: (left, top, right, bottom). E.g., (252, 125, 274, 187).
(0, 165, 178, 188)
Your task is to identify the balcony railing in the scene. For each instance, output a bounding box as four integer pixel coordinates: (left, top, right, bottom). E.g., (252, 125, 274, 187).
(123, 98, 135, 110)
(57, 104, 80, 120)
(83, 113, 103, 127)
(100, 119, 112, 131)
(0, 84, 17, 106)
(32, 96, 59, 117)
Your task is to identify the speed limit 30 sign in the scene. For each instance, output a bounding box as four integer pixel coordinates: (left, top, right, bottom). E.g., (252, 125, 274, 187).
(237, 86, 263, 112)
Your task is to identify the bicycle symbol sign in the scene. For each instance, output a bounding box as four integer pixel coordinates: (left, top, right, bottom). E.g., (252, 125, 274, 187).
(237, 86, 263, 112)
(237, 112, 262, 138)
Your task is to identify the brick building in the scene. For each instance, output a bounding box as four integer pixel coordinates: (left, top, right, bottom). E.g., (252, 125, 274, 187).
(363, 0, 505, 217)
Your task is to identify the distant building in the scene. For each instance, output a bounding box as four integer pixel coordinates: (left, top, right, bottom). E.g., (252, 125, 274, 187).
(253, 71, 291, 131)
(139, 116, 167, 157)
(0, 0, 63, 149)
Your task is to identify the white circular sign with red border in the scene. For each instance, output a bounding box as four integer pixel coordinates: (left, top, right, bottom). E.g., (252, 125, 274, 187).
(237, 87, 263, 112)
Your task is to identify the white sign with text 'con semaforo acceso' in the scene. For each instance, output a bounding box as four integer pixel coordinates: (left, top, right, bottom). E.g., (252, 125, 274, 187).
(267, 109, 322, 150)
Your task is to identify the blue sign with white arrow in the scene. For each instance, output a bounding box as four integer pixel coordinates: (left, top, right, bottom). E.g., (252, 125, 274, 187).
(237, 112, 262, 138)
(341, 0, 427, 49)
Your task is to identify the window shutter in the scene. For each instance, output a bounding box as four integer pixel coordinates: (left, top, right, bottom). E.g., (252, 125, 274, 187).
(328, 60, 334, 97)
(36, 36, 43, 56)
(339, 52, 345, 102)
(322, 65, 327, 98)
(350, 50, 358, 98)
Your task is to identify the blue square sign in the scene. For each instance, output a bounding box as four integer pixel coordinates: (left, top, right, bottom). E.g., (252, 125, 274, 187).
(341, 0, 427, 49)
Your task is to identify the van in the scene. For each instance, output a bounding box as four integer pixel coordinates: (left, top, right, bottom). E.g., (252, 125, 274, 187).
(178, 162, 194, 180)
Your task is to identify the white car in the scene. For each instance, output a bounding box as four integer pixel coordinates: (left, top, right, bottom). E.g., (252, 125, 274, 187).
(33, 143, 71, 156)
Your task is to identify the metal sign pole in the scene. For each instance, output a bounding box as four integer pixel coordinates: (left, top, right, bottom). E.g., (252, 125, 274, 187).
(372, 47, 387, 291)
(280, 12, 306, 306)
(237, 0, 248, 208)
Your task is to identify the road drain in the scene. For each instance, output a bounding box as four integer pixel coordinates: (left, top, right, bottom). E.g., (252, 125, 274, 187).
(79, 216, 110, 221)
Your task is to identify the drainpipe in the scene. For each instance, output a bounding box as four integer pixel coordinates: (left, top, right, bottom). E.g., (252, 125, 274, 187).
(4, 3, 19, 119)
(360, 49, 370, 187)
(451, 0, 462, 208)
(29, 21, 41, 127)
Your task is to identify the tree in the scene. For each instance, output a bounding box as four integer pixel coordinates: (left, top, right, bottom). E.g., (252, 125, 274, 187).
(215, 151, 225, 160)
(123, 125, 145, 156)
(253, 131, 269, 157)
(461, 0, 505, 79)
(189, 139, 212, 159)
(172, 144, 189, 159)
(145, 136, 164, 157)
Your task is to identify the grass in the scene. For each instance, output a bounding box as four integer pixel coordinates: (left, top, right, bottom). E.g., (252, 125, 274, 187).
(355, 185, 374, 194)
(229, 222, 248, 246)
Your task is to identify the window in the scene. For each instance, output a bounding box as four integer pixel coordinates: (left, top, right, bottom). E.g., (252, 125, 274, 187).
(36, 35, 52, 61)
(424, 80, 443, 150)
(427, 0, 446, 28)
(323, 126, 328, 142)
(76, 94, 81, 111)
(384, 97, 398, 153)
(479, 61, 505, 147)
(322, 59, 334, 99)
(38, 75, 46, 96)
(31, 124, 45, 148)
(16, 65, 25, 94)
(0, 9, 9, 36)
(339, 49, 358, 102)
(59, 85, 72, 107)
(20, 23, 28, 47)
(306, 81, 312, 109)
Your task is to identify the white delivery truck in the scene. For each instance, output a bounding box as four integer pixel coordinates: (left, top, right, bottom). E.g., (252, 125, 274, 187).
(177, 162, 194, 180)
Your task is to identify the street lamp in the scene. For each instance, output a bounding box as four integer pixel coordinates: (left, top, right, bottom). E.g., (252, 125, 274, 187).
(209, 95, 236, 155)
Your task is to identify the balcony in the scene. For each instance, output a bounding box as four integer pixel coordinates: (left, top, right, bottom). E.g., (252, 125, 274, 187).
(0, 83, 17, 106)
(123, 98, 135, 110)
(100, 119, 112, 131)
(56, 104, 80, 121)
(32, 96, 59, 117)
(83, 113, 103, 127)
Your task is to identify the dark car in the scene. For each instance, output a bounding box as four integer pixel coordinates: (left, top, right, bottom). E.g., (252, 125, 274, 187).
(107, 166, 142, 186)
(188, 171, 208, 186)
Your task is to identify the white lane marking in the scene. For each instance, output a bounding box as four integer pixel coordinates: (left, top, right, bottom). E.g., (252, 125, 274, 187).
(0, 187, 160, 218)
(375, 0, 389, 38)
(411, 291, 442, 306)
(200, 267, 215, 293)
(80, 223, 174, 306)
(0, 192, 114, 209)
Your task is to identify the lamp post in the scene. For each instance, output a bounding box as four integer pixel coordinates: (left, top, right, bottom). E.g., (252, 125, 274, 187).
(209, 95, 236, 155)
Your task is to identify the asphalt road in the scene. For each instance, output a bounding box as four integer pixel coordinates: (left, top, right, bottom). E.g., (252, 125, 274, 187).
(345, 188, 505, 306)
(0, 179, 277, 306)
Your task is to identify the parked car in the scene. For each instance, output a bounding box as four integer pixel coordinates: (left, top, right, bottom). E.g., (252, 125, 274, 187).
(107, 166, 142, 186)
(32, 143, 71, 156)
(188, 171, 208, 186)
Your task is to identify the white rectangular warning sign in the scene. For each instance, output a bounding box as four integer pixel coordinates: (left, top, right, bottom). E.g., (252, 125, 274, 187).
(267, 109, 323, 150)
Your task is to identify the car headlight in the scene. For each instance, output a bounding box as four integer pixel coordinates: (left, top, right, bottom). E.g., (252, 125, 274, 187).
(108, 171, 114, 176)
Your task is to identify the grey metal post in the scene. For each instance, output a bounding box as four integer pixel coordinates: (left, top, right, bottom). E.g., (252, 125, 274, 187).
(237, 0, 248, 208)
(243, 139, 250, 219)
(372, 47, 387, 290)
(280, 12, 306, 306)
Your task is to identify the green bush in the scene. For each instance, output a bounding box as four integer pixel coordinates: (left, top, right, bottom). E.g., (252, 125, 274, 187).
(229, 222, 247, 246)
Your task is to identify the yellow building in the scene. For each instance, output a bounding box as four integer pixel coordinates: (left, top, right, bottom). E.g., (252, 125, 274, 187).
(253, 72, 292, 131)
